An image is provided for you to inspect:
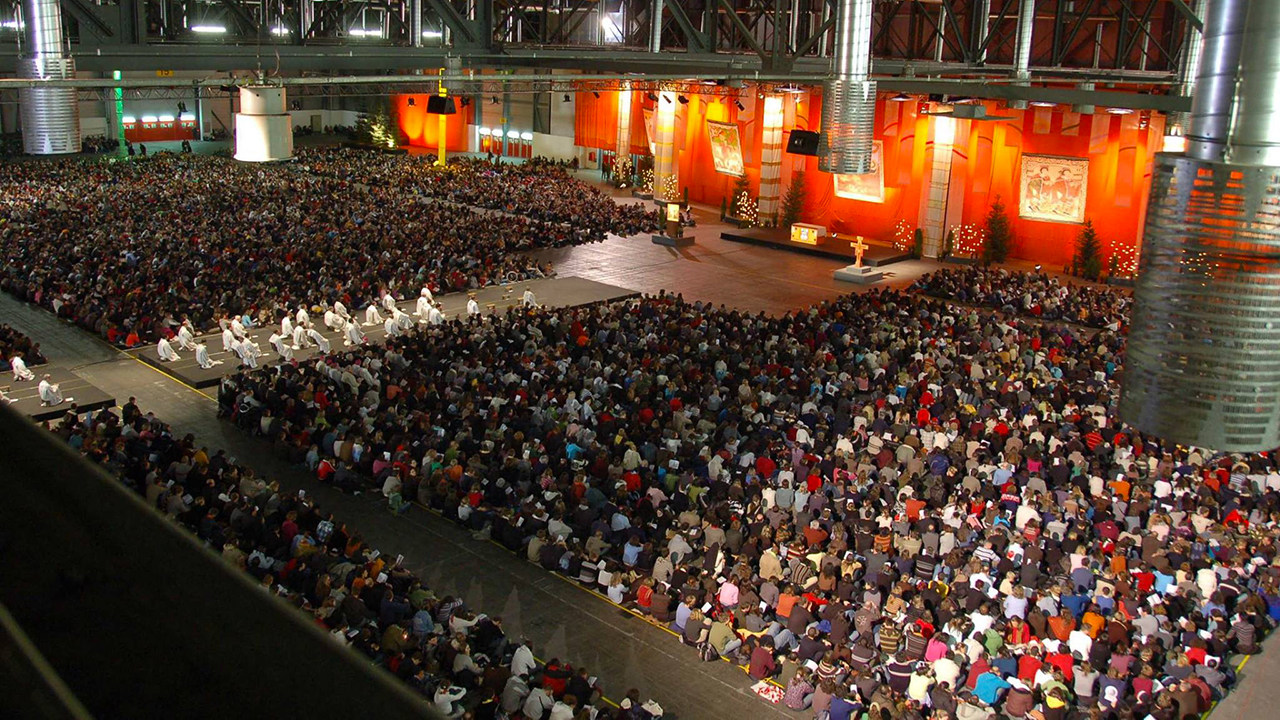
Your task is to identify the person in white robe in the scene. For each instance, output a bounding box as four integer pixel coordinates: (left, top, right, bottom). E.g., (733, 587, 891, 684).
(0, 386, 11, 405)
(364, 303, 384, 326)
(382, 292, 398, 313)
(426, 303, 444, 326)
(176, 322, 198, 351)
(295, 306, 310, 328)
(269, 332, 293, 361)
(157, 337, 181, 362)
(521, 289, 538, 308)
(195, 342, 221, 369)
(281, 315, 294, 338)
(292, 324, 312, 350)
(416, 288, 434, 319)
(334, 300, 351, 323)
(230, 317, 247, 340)
(38, 374, 70, 406)
(384, 317, 400, 338)
(394, 308, 414, 332)
(10, 354, 35, 382)
(324, 308, 346, 332)
(221, 326, 235, 352)
(233, 340, 259, 369)
(466, 295, 480, 317)
(307, 328, 330, 354)
(344, 322, 366, 347)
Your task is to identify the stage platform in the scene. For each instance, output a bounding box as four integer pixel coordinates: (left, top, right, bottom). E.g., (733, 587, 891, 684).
(128, 276, 640, 389)
(3, 363, 116, 421)
(720, 227, 912, 266)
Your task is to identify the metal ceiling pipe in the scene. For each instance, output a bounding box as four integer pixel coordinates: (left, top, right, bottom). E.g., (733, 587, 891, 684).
(817, 0, 876, 174)
(1007, 0, 1036, 110)
(411, 0, 423, 48)
(973, 0, 991, 64)
(1120, 0, 1280, 452)
(16, 0, 80, 154)
(1168, 0, 1207, 135)
(1185, 0, 1246, 162)
(650, 0, 664, 53)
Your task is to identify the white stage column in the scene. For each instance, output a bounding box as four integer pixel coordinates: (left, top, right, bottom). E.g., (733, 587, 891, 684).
(758, 95, 785, 224)
(917, 115, 956, 257)
(615, 88, 633, 181)
(653, 91, 679, 201)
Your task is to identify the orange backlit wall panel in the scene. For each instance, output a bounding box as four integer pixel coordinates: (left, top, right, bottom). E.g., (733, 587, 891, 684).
(395, 94, 473, 152)
(574, 91, 1156, 267)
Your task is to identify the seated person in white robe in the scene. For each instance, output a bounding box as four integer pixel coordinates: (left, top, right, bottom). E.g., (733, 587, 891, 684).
(384, 317, 400, 338)
(324, 309, 346, 332)
(38, 374, 71, 406)
(344, 322, 366, 347)
(292, 324, 312, 350)
(281, 315, 294, 338)
(176, 322, 198, 351)
(382, 292, 398, 313)
(295, 307, 310, 328)
(157, 337, 181, 362)
(195, 342, 221, 369)
(393, 308, 414, 331)
(364, 303, 384, 326)
(522, 289, 538, 308)
(221, 327, 235, 352)
(307, 328, 330, 354)
(466, 297, 480, 317)
(10, 354, 35, 382)
(269, 332, 293, 360)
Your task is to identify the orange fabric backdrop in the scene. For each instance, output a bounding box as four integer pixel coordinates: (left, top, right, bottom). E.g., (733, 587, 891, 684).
(395, 95, 473, 152)
(575, 91, 1157, 266)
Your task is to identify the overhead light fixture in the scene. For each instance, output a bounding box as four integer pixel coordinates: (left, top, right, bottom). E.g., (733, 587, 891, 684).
(158, 114, 175, 122)
(190, 25, 227, 34)
(422, 30, 442, 39)
(646, 93, 658, 102)
(677, 95, 688, 104)
(592, 91, 600, 99)
(1, 20, 22, 30)
(1162, 134, 1188, 153)
(888, 92, 913, 102)
(520, 132, 533, 141)
(1029, 100, 1057, 108)
(179, 113, 195, 121)
(141, 115, 158, 123)
(1106, 107, 1134, 115)
(121, 116, 136, 124)
(478, 127, 491, 136)
(271, 26, 290, 36)
(177, 102, 187, 113)
(779, 85, 804, 94)
(506, 130, 519, 139)
(661, 94, 671, 103)
(348, 27, 381, 37)
(562, 94, 570, 102)
(491, 96, 499, 105)
(407, 97, 415, 106)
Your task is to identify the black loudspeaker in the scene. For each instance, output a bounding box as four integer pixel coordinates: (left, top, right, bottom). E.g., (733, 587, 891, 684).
(426, 96, 457, 115)
(786, 130, 820, 156)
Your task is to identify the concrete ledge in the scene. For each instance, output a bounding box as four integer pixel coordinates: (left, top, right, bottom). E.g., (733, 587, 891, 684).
(834, 265, 884, 284)
(652, 234, 695, 247)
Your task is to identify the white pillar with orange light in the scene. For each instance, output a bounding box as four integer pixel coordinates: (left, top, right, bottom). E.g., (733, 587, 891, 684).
(653, 91, 679, 202)
(918, 113, 956, 258)
(615, 87, 633, 184)
(758, 95, 785, 224)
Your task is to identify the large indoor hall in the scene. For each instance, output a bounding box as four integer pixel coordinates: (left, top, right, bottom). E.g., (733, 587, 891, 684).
(3, 2, 1280, 720)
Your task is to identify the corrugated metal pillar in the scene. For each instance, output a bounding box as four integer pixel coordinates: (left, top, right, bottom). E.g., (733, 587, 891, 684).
(17, 0, 80, 154)
(818, 0, 876, 174)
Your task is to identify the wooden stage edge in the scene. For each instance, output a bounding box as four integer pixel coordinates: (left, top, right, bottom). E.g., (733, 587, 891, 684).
(719, 228, 913, 267)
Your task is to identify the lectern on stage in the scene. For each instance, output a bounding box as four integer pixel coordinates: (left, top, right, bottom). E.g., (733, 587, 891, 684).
(652, 201, 693, 247)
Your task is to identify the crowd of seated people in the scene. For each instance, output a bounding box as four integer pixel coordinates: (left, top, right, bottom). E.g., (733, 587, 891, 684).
(219, 283, 1279, 720)
(913, 268, 1131, 331)
(1, 323, 46, 373)
(0, 152, 616, 347)
(46, 401, 664, 720)
(296, 149, 661, 240)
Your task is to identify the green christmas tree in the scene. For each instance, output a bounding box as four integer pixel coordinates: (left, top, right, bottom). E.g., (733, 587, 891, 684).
(355, 98, 404, 149)
(912, 228, 924, 259)
(943, 229, 956, 259)
(780, 171, 806, 228)
(731, 174, 752, 218)
(1072, 219, 1104, 281)
(983, 195, 1013, 264)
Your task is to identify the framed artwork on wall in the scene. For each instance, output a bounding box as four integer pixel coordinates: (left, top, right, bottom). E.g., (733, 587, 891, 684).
(832, 140, 885, 203)
(1018, 154, 1088, 224)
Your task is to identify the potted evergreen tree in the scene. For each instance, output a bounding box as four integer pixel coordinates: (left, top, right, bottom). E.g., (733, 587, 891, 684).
(726, 174, 756, 227)
(780, 171, 806, 229)
(982, 196, 1013, 265)
(912, 228, 924, 259)
(1072, 220, 1104, 281)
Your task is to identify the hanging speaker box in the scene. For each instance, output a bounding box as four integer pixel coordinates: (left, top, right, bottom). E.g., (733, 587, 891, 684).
(786, 130, 820, 156)
(426, 96, 457, 115)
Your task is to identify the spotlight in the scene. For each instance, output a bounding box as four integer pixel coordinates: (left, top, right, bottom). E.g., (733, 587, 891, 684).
(888, 92, 912, 102)
(1034, 264, 1042, 272)
(407, 97, 415, 106)
(646, 92, 658, 102)
(592, 91, 600, 99)
(563, 94, 570, 102)
(661, 94, 671, 103)
(491, 96, 499, 105)
(460, 98, 470, 107)
(677, 95, 688, 104)
(735, 100, 745, 111)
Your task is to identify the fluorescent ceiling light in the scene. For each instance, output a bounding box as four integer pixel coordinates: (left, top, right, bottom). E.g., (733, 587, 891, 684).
(271, 26, 290, 35)
(1106, 107, 1134, 115)
(478, 127, 491, 135)
(121, 116, 137, 124)
(1029, 100, 1057, 107)
(349, 28, 382, 37)
(1, 20, 22, 29)
(190, 25, 227, 34)
(180, 113, 196, 121)
(506, 130, 519, 138)
(158, 114, 175, 122)
(520, 132, 533, 141)
(422, 31, 442, 38)
(141, 115, 158, 123)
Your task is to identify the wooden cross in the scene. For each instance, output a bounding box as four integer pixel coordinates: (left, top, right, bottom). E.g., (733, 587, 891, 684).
(852, 237, 868, 268)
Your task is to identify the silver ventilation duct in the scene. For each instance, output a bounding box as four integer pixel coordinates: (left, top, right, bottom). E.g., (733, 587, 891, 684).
(1007, 0, 1036, 110)
(650, 0, 664, 53)
(818, 0, 876, 175)
(1120, 0, 1280, 452)
(17, 0, 80, 154)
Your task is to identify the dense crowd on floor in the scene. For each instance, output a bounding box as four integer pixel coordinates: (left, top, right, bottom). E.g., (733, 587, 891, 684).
(219, 282, 1279, 720)
(913, 268, 1131, 331)
(46, 401, 666, 720)
(0, 151, 655, 348)
(296, 149, 660, 239)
